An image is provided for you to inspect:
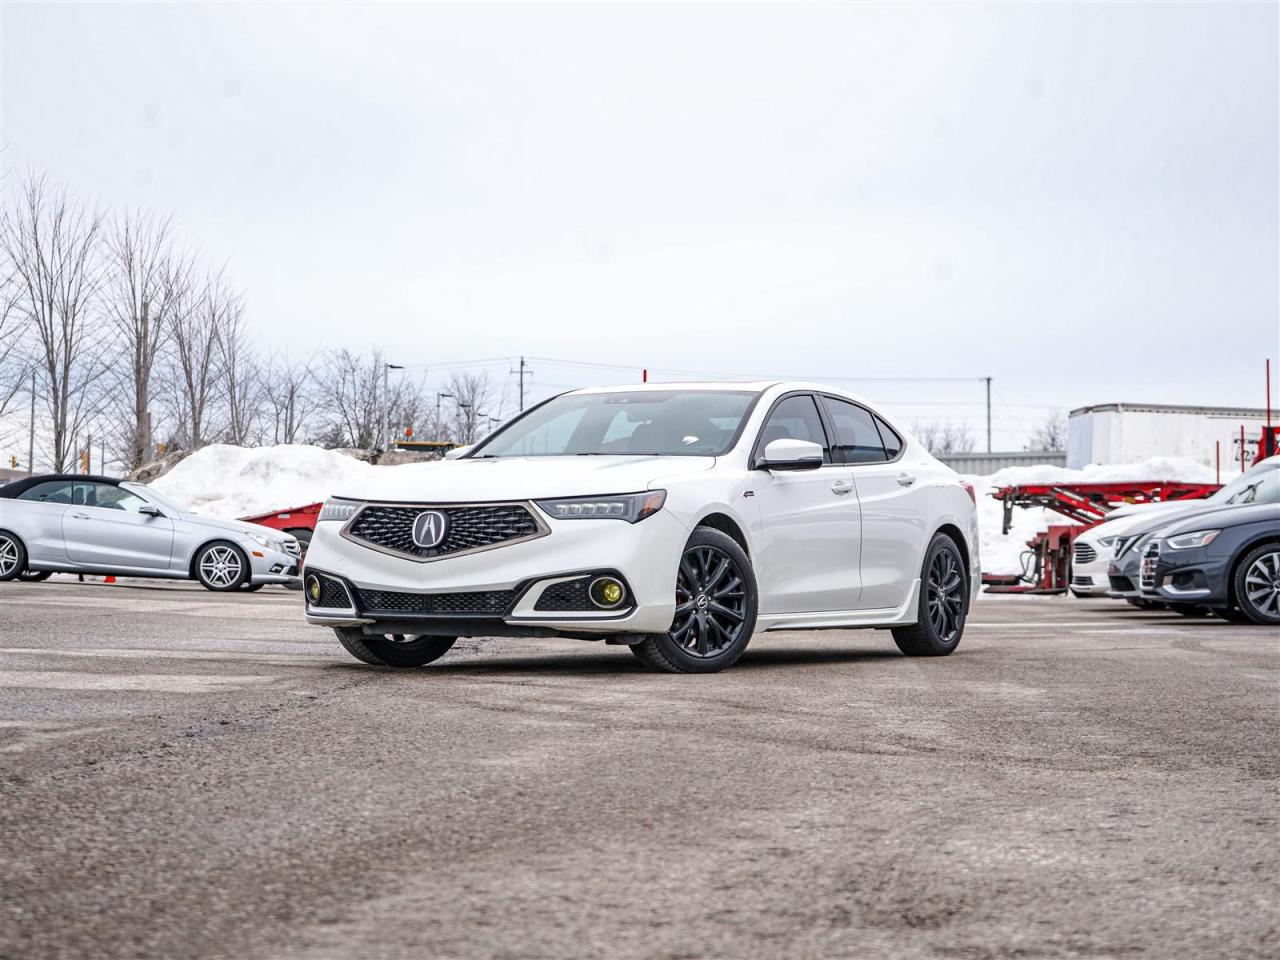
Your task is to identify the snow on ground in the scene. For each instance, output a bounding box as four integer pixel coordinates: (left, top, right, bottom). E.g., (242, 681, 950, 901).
(148, 444, 381, 519)
(147, 444, 1219, 576)
(963, 457, 1217, 575)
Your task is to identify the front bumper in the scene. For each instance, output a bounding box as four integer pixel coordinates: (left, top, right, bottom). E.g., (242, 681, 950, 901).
(302, 507, 690, 636)
(248, 545, 301, 585)
(1140, 546, 1231, 605)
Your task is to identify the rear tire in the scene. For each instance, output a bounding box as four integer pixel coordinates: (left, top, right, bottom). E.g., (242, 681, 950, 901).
(1231, 543, 1280, 626)
(1169, 603, 1213, 617)
(631, 528, 758, 674)
(0, 530, 27, 582)
(892, 533, 968, 657)
(333, 628, 457, 667)
(17, 570, 52, 583)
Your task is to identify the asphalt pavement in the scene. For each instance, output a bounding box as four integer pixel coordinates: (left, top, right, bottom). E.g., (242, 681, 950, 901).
(1, 579, 1276, 960)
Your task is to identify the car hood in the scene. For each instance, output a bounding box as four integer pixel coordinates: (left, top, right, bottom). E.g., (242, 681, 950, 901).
(1105, 499, 1204, 522)
(334, 455, 718, 503)
(178, 513, 286, 540)
(1153, 502, 1280, 538)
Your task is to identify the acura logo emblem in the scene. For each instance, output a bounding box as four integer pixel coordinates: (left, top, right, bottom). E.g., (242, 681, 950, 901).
(411, 510, 450, 549)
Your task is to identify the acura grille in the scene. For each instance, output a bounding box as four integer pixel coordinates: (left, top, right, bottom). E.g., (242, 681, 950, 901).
(1073, 542, 1097, 564)
(353, 587, 517, 617)
(344, 502, 545, 560)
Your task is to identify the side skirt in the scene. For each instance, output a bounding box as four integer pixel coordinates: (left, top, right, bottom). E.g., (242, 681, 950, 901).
(756, 579, 920, 632)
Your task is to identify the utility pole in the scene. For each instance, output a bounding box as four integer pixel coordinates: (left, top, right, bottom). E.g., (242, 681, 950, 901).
(984, 377, 992, 453)
(436, 392, 453, 440)
(510, 356, 531, 411)
(382, 363, 403, 453)
(27, 370, 35, 475)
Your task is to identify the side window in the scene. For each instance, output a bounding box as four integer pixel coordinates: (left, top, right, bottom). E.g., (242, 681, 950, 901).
(758, 395, 830, 462)
(17, 481, 73, 504)
(87, 484, 148, 512)
(874, 414, 903, 459)
(824, 398, 887, 464)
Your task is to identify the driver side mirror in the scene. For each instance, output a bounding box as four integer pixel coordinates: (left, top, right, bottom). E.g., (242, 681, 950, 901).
(757, 438, 824, 471)
(138, 504, 165, 518)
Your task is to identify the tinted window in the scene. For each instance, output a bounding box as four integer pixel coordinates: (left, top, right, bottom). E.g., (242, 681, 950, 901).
(17, 480, 73, 504)
(824, 398, 887, 464)
(874, 414, 903, 459)
(758, 395, 829, 461)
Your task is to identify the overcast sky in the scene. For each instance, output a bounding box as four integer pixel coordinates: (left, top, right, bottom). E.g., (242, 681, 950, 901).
(2, 2, 1276, 447)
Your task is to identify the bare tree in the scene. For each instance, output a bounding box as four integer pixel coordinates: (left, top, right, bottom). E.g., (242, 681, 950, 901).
(1029, 410, 1067, 452)
(913, 419, 975, 455)
(314, 348, 383, 449)
(103, 211, 190, 468)
(168, 270, 233, 449)
(262, 351, 315, 444)
(216, 293, 260, 445)
(445, 371, 493, 443)
(0, 176, 108, 471)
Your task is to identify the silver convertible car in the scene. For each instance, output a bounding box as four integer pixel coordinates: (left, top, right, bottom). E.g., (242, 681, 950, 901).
(0, 474, 301, 591)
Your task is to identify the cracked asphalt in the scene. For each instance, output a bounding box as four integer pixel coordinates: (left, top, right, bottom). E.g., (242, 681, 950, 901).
(1, 579, 1276, 959)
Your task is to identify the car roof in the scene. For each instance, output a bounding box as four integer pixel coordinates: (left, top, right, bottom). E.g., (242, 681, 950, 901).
(566, 380, 882, 408)
(1153, 501, 1280, 537)
(0, 474, 121, 499)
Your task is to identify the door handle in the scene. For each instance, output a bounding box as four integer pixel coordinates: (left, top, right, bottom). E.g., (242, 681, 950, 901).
(896, 474, 916, 487)
(831, 480, 854, 495)
(70, 512, 90, 519)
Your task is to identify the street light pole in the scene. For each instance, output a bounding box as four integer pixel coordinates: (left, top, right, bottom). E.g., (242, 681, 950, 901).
(383, 363, 403, 452)
(435, 392, 454, 440)
(457, 401, 473, 443)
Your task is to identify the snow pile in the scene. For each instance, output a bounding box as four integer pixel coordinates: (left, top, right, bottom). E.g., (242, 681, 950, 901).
(964, 456, 1217, 575)
(149, 444, 381, 519)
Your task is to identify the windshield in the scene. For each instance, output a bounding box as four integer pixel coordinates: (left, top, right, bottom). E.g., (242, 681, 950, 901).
(471, 390, 758, 458)
(121, 482, 192, 513)
(1206, 462, 1280, 506)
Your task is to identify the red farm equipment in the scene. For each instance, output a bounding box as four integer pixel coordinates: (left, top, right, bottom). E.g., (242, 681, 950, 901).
(982, 480, 1221, 595)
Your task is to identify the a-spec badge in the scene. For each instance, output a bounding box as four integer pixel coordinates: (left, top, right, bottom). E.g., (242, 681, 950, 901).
(411, 510, 450, 549)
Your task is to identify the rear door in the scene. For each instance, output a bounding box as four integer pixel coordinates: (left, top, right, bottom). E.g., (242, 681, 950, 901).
(820, 397, 930, 611)
(62, 482, 175, 570)
(751, 393, 862, 614)
(10, 480, 75, 563)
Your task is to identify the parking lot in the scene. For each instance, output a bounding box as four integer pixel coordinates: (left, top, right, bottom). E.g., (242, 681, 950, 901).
(1, 580, 1276, 960)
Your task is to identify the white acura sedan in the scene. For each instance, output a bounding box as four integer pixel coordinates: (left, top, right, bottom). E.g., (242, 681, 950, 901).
(303, 382, 981, 673)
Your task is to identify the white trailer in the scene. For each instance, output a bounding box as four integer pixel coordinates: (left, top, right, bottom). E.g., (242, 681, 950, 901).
(1067, 403, 1269, 469)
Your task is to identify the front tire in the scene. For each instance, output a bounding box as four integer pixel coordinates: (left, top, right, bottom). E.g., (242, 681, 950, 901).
(631, 528, 758, 674)
(333, 628, 457, 667)
(892, 533, 968, 656)
(0, 530, 27, 582)
(1232, 543, 1280, 625)
(193, 541, 250, 592)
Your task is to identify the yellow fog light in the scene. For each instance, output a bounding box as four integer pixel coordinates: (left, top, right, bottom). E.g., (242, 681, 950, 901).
(306, 574, 321, 603)
(590, 577, 626, 609)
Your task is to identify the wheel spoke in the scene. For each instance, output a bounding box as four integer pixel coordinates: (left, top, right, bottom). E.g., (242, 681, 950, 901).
(708, 601, 743, 622)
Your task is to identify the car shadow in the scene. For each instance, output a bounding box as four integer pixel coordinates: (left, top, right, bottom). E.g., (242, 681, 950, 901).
(325, 644, 905, 677)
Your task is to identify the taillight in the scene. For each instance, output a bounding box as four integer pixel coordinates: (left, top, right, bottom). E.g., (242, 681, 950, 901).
(962, 481, 976, 504)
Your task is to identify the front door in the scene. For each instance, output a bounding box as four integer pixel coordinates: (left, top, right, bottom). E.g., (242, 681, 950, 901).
(751, 394, 862, 614)
(62, 482, 174, 570)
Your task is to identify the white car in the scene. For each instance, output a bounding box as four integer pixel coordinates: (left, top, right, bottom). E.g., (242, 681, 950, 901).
(303, 382, 981, 673)
(1070, 504, 1191, 597)
(0, 474, 301, 591)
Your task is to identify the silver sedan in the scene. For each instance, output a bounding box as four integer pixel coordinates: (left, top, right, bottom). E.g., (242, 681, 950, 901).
(0, 474, 300, 591)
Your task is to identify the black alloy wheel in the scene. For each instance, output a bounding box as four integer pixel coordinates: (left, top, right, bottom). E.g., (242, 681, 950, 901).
(631, 528, 758, 673)
(892, 533, 969, 656)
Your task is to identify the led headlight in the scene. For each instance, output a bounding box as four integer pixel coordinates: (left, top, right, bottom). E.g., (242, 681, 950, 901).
(536, 490, 666, 523)
(318, 498, 362, 523)
(1165, 529, 1220, 550)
